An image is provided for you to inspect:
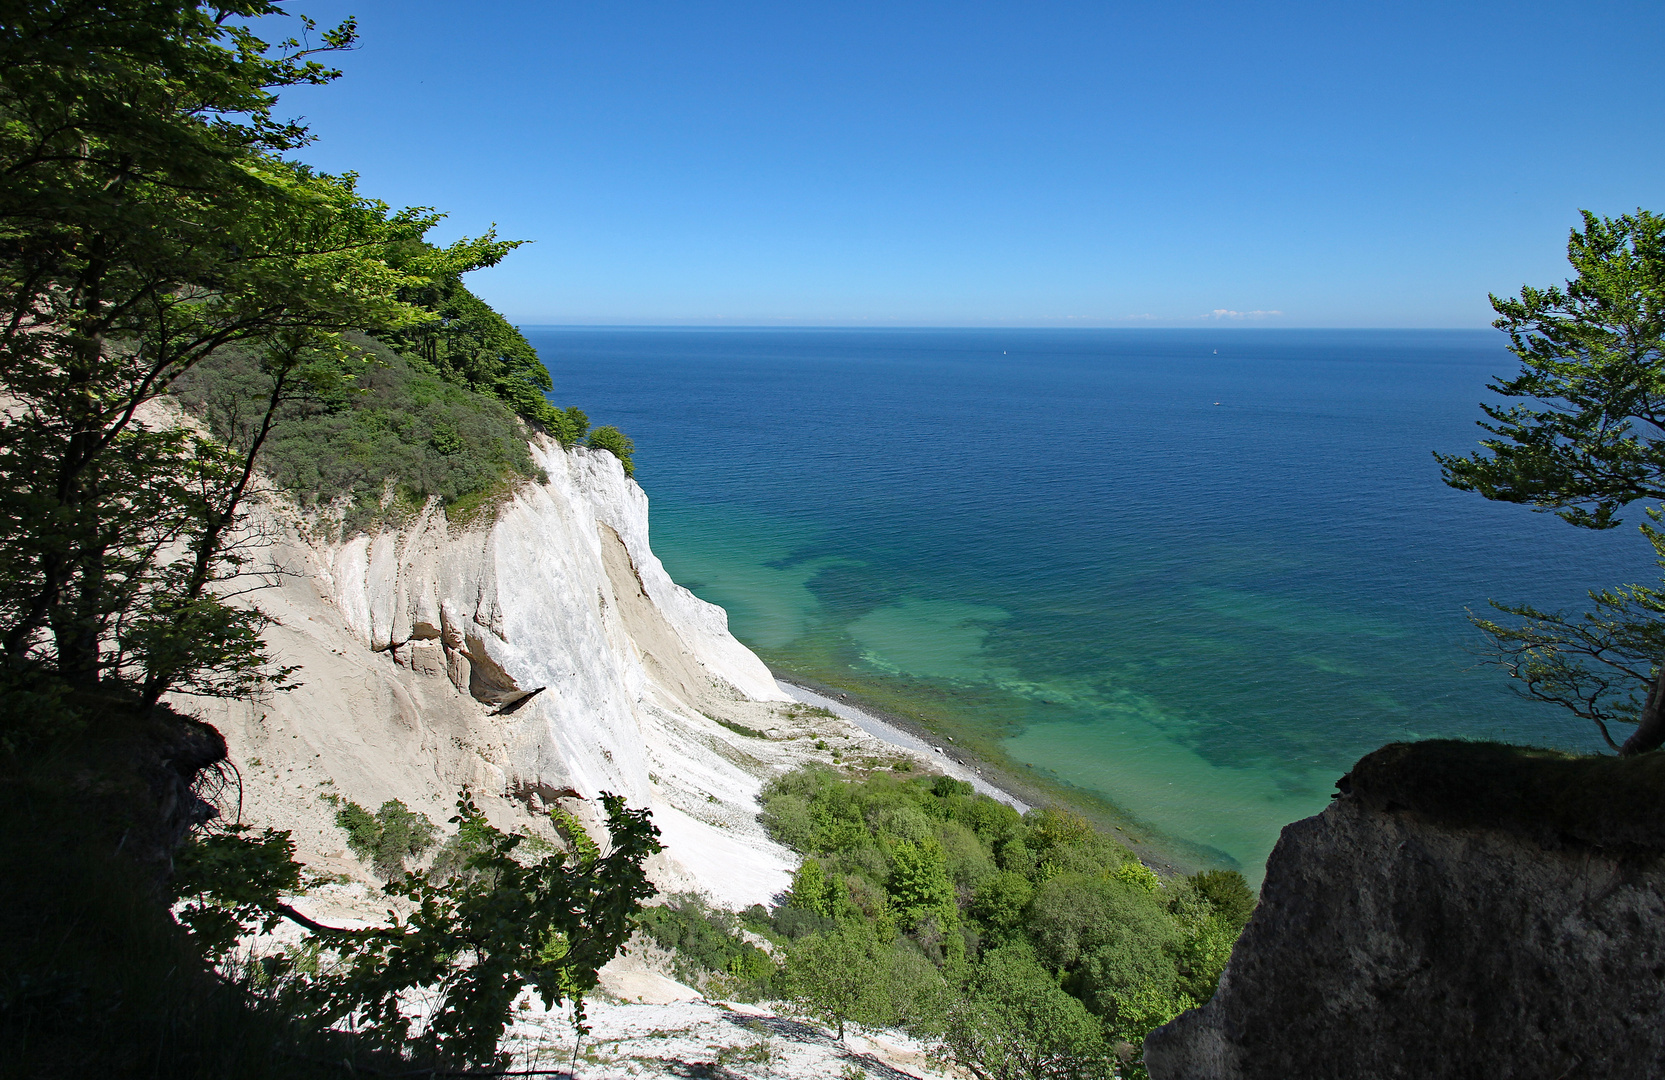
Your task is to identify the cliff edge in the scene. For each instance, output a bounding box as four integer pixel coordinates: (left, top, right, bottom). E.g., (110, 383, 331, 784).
(1145, 741, 1665, 1080)
(178, 435, 923, 911)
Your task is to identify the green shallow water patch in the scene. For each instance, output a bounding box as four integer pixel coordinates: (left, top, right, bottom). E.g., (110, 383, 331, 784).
(1003, 719, 1328, 884)
(759, 650, 1218, 873)
(846, 597, 1017, 682)
(651, 499, 1400, 881)
(648, 503, 847, 649)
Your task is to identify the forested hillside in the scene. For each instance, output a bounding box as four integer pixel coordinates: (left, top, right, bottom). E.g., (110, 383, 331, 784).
(640, 766, 1254, 1078)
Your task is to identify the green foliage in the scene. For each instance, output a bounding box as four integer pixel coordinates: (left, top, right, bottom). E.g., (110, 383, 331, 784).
(382, 271, 549, 411)
(556, 406, 591, 448)
(1437, 210, 1665, 530)
(427, 809, 500, 883)
(786, 856, 839, 917)
(173, 826, 305, 960)
(375, 271, 596, 448)
(586, 424, 637, 476)
(782, 921, 904, 1040)
(1113, 860, 1161, 894)
(760, 765, 1256, 1076)
(174, 790, 662, 1071)
(545, 803, 603, 863)
(636, 893, 775, 998)
(716, 716, 770, 739)
(0, 4, 651, 1073)
(1028, 873, 1182, 1022)
(333, 798, 439, 881)
(1465, 512, 1665, 750)
(972, 870, 1036, 945)
(888, 836, 958, 931)
(1435, 209, 1665, 752)
(940, 944, 1112, 1080)
(0, 0, 514, 703)
(172, 337, 543, 532)
(1186, 869, 1256, 927)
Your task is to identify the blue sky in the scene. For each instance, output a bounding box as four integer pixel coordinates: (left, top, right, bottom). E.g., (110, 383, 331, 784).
(274, 1, 1665, 327)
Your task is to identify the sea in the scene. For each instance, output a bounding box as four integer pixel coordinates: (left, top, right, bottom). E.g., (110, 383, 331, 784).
(525, 328, 1658, 882)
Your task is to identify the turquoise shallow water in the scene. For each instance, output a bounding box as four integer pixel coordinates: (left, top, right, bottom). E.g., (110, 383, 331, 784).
(526, 328, 1658, 881)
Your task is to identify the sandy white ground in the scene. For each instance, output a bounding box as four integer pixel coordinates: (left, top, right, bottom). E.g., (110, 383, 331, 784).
(500, 992, 959, 1080)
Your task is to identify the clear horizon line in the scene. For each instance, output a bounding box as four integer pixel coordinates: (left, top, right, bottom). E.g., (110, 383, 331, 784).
(513, 322, 1498, 332)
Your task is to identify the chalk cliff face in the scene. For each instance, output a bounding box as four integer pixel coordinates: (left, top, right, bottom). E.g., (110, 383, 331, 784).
(186, 437, 842, 910)
(1144, 742, 1665, 1080)
(325, 438, 785, 804)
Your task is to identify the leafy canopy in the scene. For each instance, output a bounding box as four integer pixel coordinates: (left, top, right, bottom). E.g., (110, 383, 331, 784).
(174, 791, 661, 1070)
(1438, 210, 1665, 530)
(756, 765, 1256, 1077)
(1437, 210, 1665, 753)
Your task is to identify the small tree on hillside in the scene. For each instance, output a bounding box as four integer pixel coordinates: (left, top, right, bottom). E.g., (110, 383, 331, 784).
(1436, 209, 1665, 754)
(938, 944, 1112, 1080)
(175, 791, 662, 1070)
(782, 922, 890, 1040)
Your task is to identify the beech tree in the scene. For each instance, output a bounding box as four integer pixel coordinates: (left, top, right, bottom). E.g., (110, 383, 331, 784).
(783, 922, 891, 1040)
(0, 1, 515, 708)
(1436, 209, 1665, 755)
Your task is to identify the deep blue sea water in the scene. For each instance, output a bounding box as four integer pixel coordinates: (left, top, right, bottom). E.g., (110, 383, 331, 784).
(525, 328, 1658, 881)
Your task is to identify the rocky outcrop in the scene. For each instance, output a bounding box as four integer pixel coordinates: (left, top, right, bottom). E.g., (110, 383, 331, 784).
(1145, 741, 1665, 1080)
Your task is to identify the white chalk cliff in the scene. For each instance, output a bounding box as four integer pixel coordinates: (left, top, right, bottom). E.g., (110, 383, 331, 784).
(185, 436, 912, 910)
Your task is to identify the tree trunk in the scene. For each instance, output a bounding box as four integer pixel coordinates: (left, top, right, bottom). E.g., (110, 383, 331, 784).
(1620, 665, 1665, 756)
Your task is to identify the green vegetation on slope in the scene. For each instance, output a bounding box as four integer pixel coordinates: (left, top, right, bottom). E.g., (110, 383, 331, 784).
(641, 766, 1256, 1078)
(171, 334, 550, 533)
(381, 262, 571, 432)
(637, 894, 777, 994)
(170, 279, 638, 525)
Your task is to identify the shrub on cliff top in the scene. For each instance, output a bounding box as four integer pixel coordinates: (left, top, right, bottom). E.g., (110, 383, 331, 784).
(586, 424, 636, 476)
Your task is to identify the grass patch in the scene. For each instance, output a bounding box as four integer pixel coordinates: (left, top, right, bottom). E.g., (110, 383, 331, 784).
(713, 717, 769, 740)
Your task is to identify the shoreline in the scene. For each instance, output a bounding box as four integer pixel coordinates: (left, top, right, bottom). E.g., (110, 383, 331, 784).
(771, 670, 1193, 877)
(774, 676, 1032, 813)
